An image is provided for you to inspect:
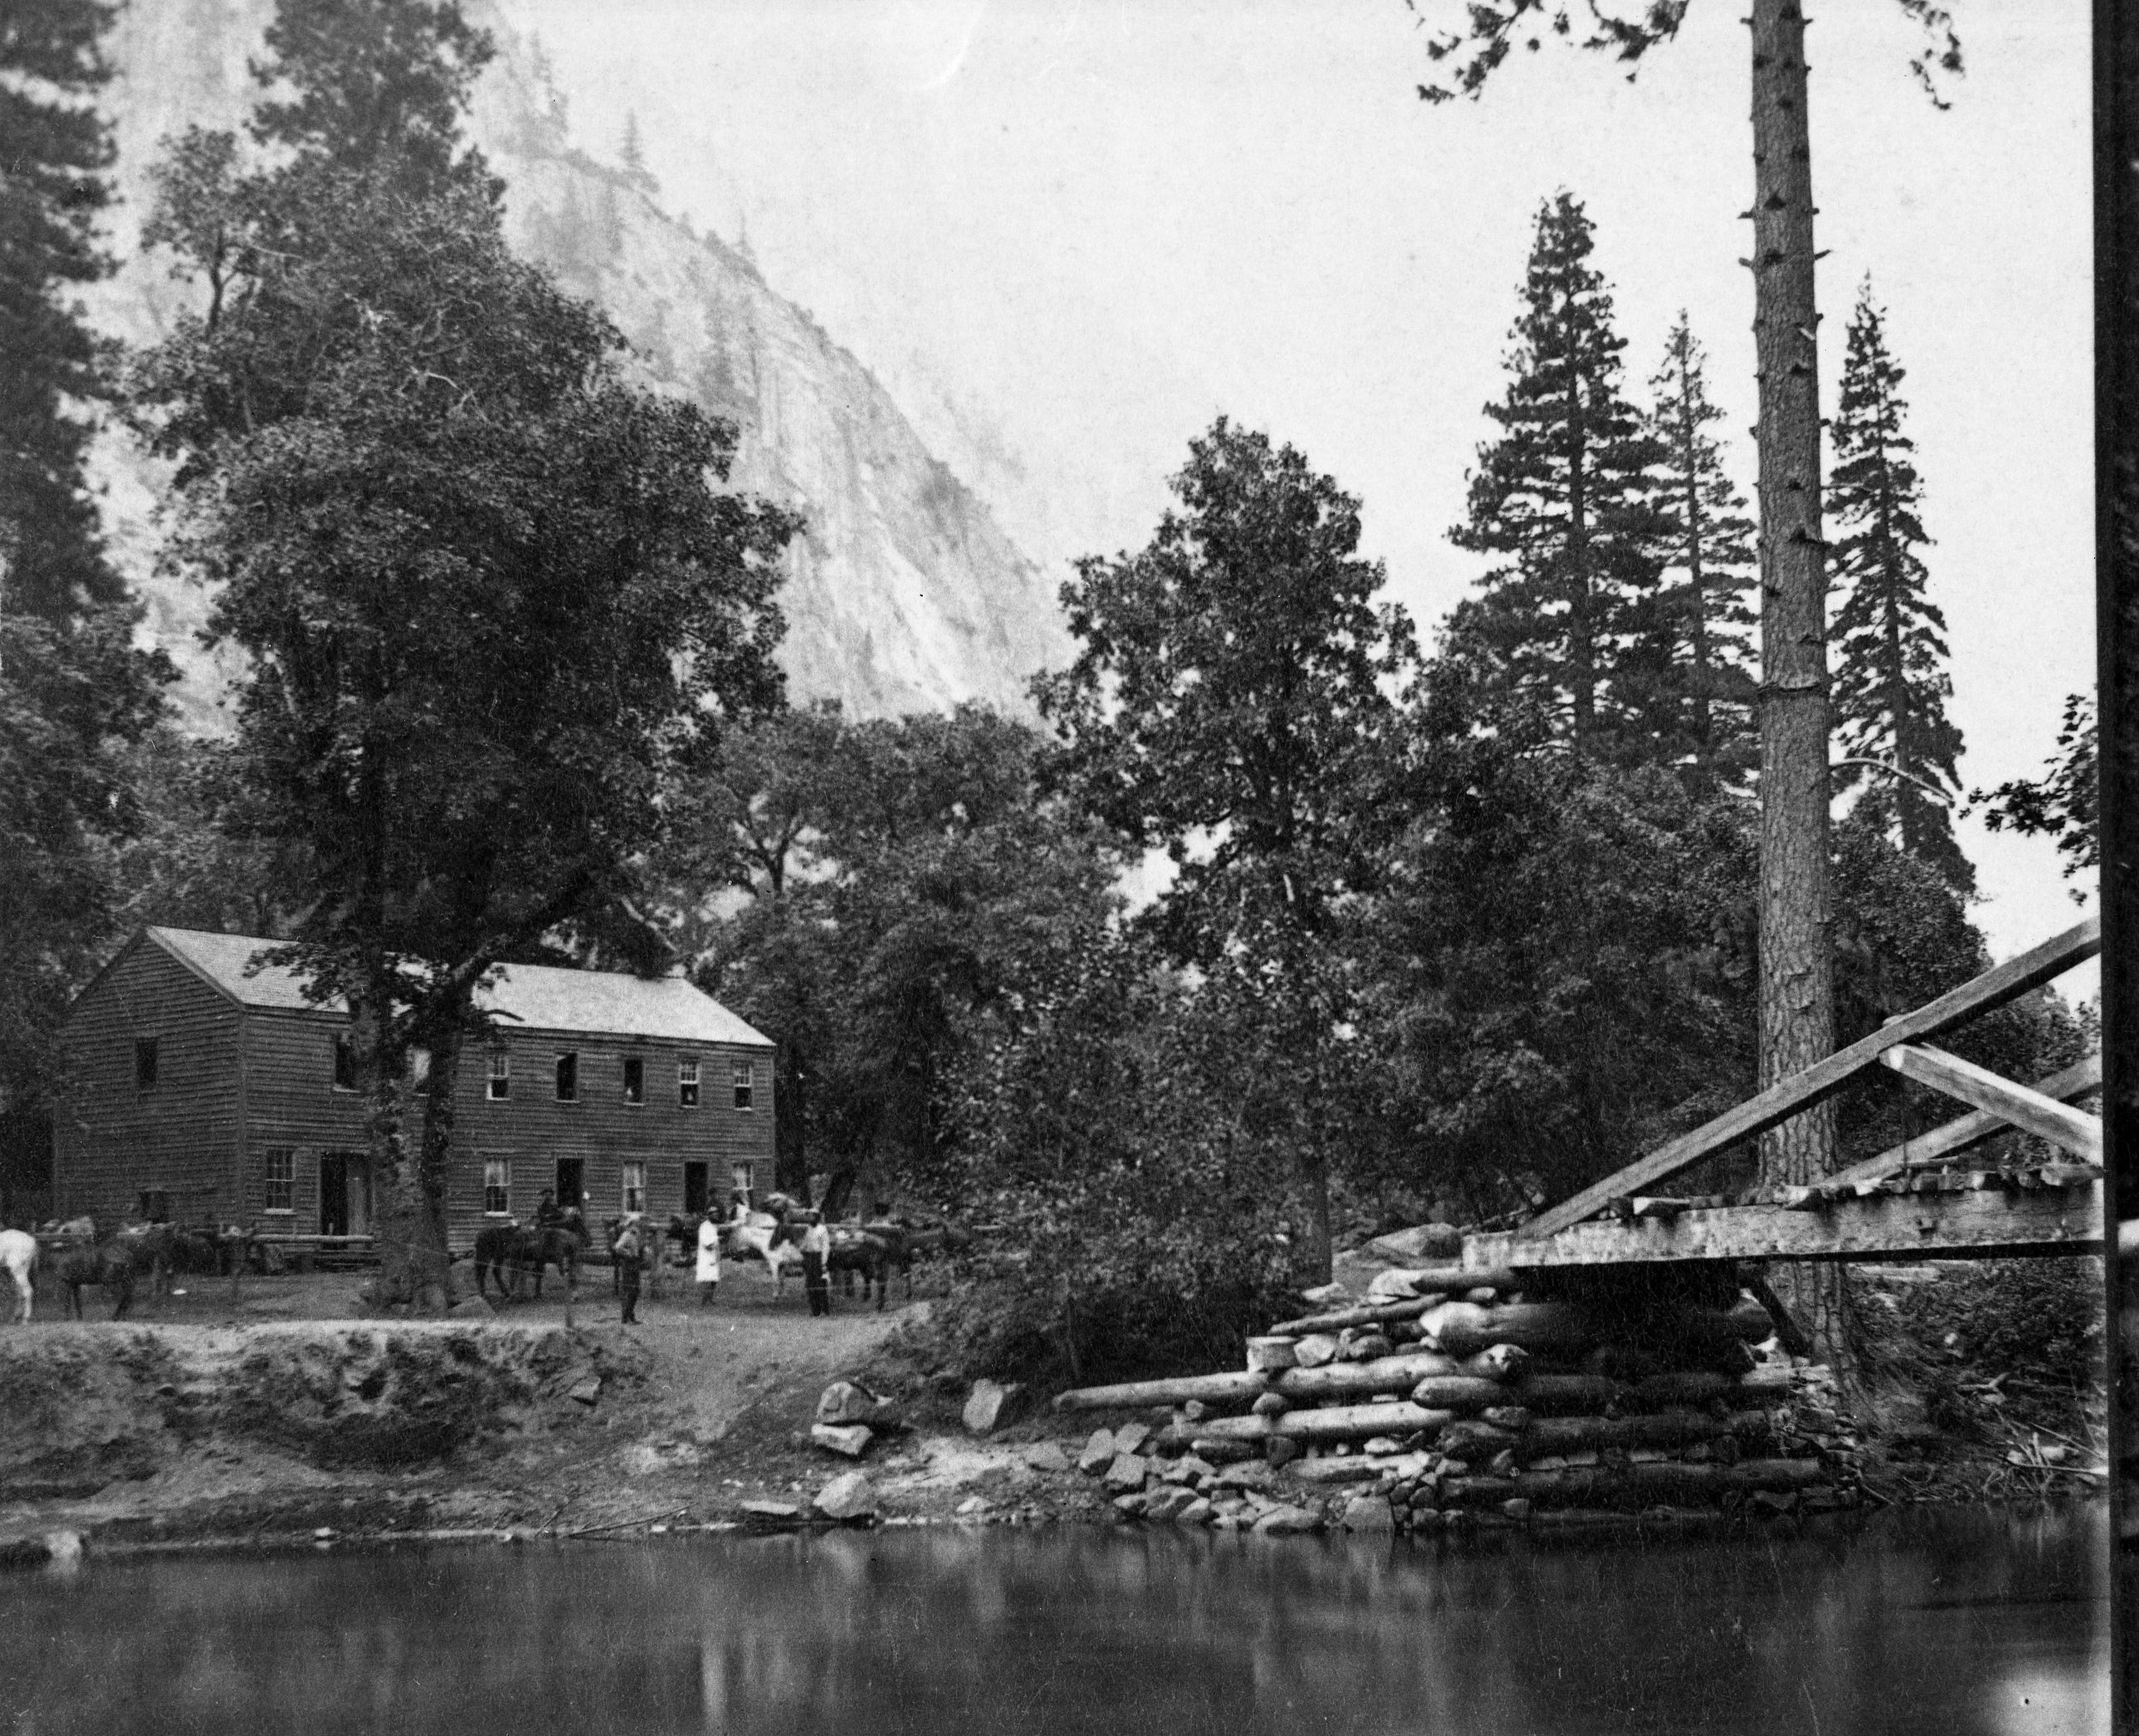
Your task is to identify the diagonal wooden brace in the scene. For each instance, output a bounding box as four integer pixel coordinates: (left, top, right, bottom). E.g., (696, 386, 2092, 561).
(1828, 1053, 2102, 1187)
(1879, 1045, 2103, 1163)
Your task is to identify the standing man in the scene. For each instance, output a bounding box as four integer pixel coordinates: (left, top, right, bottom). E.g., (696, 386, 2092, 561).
(614, 1216, 643, 1326)
(799, 1210, 832, 1318)
(695, 1210, 721, 1308)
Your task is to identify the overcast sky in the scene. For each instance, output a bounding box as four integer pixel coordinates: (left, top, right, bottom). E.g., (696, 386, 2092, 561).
(501, 0, 2094, 977)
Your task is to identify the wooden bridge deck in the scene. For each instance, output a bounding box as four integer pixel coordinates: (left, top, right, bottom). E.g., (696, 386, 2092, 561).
(1450, 916, 2107, 1274)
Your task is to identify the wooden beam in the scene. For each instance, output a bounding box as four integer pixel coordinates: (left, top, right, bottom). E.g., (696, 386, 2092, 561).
(1879, 1046, 2102, 1161)
(1473, 1181, 2102, 1269)
(1520, 915, 2101, 1239)
(1829, 1053, 2102, 1186)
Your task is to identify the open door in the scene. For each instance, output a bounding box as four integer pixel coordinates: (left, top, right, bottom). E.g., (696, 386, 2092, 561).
(556, 1158, 586, 1218)
(683, 1161, 710, 1218)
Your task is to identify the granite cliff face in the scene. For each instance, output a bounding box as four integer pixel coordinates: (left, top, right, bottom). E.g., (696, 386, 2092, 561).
(88, 1, 1067, 723)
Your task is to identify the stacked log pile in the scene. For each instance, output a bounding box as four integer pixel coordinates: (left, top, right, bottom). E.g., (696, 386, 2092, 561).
(1052, 1259, 1856, 1533)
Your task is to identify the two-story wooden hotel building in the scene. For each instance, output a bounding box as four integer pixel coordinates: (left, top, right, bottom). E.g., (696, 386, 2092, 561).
(52, 927, 775, 1245)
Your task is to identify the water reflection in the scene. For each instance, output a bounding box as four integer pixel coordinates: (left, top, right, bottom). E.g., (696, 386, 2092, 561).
(0, 1506, 2105, 1735)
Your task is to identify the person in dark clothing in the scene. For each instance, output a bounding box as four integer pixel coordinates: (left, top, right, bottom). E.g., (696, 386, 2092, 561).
(533, 1189, 563, 1232)
(615, 1219, 643, 1325)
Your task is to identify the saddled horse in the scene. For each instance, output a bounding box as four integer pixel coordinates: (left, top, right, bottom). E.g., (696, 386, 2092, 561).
(723, 1209, 802, 1292)
(52, 1232, 151, 1321)
(0, 1229, 37, 1323)
(473, 1215, 587, 1302)
(824, 1226, 900, 1312)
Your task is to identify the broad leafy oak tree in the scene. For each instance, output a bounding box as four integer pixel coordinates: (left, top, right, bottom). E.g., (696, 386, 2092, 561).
(1034, 418, 1418, 1280)
(131, 0, 798, 1308)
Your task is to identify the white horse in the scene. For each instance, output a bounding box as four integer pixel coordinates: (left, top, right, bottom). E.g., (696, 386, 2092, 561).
(0, 1229, 38, 1324)
(723, 1211, 802, 1293)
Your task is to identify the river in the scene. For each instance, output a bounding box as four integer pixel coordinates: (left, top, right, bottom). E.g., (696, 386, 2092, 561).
(0, 1504, 2107, 1735)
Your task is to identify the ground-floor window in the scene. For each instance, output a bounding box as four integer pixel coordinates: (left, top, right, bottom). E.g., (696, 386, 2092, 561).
(621, 1160, 646, 1215)
(483, 1159, 510, 1216)
(263, 1148, 295, 1214)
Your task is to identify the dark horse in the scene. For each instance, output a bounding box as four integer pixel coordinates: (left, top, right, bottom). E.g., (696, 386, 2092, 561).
(473, 1214, 587, 1302)
(824, 1226, 899, 1312)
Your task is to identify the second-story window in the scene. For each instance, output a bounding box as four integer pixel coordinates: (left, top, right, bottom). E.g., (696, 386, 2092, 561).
(134, 1036, 159, 1091)
(555, 1052, 578, 1102)
(488, 1051, 510, 1100)
(623, 1056, 644, 1105)
(678, 1057, 700, 1109)
(732, 1060, 755, 1111)
(333, 1036, 356, 1091)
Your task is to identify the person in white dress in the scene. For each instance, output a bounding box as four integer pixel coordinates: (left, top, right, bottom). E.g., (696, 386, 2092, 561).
(695, 1211, 721, 1308)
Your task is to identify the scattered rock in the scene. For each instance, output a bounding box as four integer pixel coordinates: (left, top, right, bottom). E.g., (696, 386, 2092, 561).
(1265, 1437, 1301, 1470)
(1191, 1437, 1260, 1464)
(448, 1294, 493, 1318)
(1211, 1461, 1276, 1491)
(1112, 1421, 1151, 1456)
(963, 1379, 1024, 1435)
(1104, 1453, 1149, 1493)
(1500, 1498, 1532, 1521)
(1293, 1335, 1339, 1369)
(810, 1423, 874, 1461)
(1146, 1486, 1199, 1522)
(1300, 1282, 1349, 1306)
(1340, 1495, 1395, 1531)
(955, 1496, 990, 1516)
(1480, 1407, 1532, 1432)
(814, 1472, 877, 1524)
(1176, 1497, 1213, 1526)
(1181, 1399, 1210, 1423)
(1113, 1493, 1149, 1517)
(1365, 1270, 1422, 1301)
(1362, 1437, 1402, 1457)
(567, 1377, 602, 1407)
(1463, 1288, 1499, 1306)
(1250, 1392, 1290, 1418)
(1253, 1505, 1324, 1536)
(1022, 1441, 1072, 1474)
(740, 1501, 803, 1529)
(1077, 1428, 1117, 1473)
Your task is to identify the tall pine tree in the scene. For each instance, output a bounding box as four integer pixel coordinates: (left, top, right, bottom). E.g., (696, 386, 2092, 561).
(1448, 192, 1669, 761)
(0, 0, 125, 624)
(1828, 281, 1971, 891)
(1642, 315, 1759, 787)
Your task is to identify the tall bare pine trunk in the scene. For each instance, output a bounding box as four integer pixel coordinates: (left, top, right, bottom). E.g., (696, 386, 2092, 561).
(1749, 0, 1851, 1372)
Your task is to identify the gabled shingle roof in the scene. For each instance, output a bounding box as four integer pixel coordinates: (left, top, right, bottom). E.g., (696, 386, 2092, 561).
(146, 927, 770, 1047)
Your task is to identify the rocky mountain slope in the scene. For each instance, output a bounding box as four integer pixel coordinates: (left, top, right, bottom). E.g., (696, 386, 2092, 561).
(87, 0, 1067, 724)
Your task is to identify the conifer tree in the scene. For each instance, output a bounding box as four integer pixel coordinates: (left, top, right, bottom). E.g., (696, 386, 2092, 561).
(1642, 315, 1759, 786)
(0, 0, 125, 625)
(1828, 281, 1971, 890)
(1448, 192, 1669, 761)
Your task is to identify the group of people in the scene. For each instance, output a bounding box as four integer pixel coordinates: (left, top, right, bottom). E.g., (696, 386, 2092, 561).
(567, 1189, 839, 1326)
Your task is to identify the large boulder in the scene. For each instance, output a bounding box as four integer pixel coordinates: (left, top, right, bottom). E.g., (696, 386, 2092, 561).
(1103, 1453, 1149, 1493)
(816, 1381, 885, 1427)
(813, 1472, 878, 1524)
(1022, 1440, 1072, 1474)
(962, 1379, 1024, 1435)
(1339, 1495, 1395, 1531)
(1077, 1428, 1117, 1474)
(1252, 1505, 1324, 1536)
(1110, 1420, 1151, 1456)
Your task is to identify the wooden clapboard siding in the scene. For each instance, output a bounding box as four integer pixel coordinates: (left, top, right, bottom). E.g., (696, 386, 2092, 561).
(52, 932, 243, 1226)
(235, 1005, 372, 1230)
(446, 1031, 772, 1246)
(55, 927, 775, 1250)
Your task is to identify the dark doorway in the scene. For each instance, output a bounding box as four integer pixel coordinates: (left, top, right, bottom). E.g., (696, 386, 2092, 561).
(683, 1161, 710, 1218)
(319, 1151, 371, 1237)
(556, 1158, 586, 1218)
